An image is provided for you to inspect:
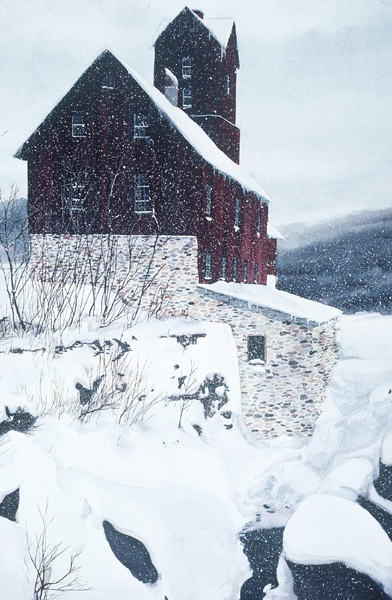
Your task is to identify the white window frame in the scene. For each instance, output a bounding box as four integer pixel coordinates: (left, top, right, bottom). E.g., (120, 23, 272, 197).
(182, 57, 192, 79)
(134, 113, 149, 139)
(70, 172, 87, 212)
(72, 112, 86, 138)
(134, 174, 152, 213)
(183, 86, 192, 109)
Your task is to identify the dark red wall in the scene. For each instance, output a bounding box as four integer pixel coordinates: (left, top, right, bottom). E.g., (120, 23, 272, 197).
(154, 8, 240, 163)
(22, 50, 274, 286)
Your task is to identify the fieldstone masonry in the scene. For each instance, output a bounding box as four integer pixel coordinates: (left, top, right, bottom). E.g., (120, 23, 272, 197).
(30, 234, 340, 439)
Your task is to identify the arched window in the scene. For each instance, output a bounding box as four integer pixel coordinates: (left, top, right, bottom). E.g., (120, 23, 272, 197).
(234, 197, 240, 228)
(225, 74, 231, 96)
(205, 251, 212, 279)
(205, 183, 212, 218)
(257, 209, 261, 234)
(243, 259, 248, 282)
(221, 256, 227, 279)
(233, 257, 238, 281)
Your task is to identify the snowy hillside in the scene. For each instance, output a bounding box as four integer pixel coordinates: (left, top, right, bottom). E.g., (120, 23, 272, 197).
(0, 262, 392, 599)
(277, 208, 392, 314)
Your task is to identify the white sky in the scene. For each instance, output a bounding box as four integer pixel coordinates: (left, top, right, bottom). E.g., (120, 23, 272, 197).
(0, 0, 391, 225)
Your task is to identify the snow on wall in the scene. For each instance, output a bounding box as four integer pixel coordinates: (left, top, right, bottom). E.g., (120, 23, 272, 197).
(30, 234, 339, 439)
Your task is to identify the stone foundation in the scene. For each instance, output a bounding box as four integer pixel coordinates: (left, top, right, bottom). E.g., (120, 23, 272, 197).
(30, 234, 340, 439)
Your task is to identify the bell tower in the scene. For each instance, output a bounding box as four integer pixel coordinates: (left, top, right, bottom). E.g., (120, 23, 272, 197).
(154, 7, 240, 163)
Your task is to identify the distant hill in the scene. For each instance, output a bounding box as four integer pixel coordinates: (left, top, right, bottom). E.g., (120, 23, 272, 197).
(276, 208, 392, 314)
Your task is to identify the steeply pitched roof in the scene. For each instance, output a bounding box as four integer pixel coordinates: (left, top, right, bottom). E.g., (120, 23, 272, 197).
(267, 222, 284, 240)
(117, 55, 270, 201)
(15, 50, 271, 203)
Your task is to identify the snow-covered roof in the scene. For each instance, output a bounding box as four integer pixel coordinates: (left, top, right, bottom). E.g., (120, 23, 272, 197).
(165, 67, 178, 87)
(267, 222, 284, 240)
(153, 10, 234, 50)
(198, 281, 342, 323)
(118, 56, 271, 202)
(202, 19, 235, 49)
(16, 49, 271, 203)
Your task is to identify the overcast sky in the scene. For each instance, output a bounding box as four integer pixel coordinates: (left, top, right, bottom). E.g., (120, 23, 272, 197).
(1, 0, 391, 225)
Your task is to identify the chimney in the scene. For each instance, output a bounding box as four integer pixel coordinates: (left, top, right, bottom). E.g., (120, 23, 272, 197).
(164, 68, 178, 107)
(192, 9, 204, 19)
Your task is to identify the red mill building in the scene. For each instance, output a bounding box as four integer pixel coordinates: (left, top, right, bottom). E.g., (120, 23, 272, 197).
(15, 8, 341, 438)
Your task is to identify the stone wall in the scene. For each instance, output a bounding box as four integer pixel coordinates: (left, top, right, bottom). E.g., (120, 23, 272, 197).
(30, 234, 340, 439)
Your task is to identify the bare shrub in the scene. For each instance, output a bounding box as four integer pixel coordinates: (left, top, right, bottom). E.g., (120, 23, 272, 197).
(77, 346, 163, 425)
(26, 506, 90, 599)
(0, 186, 29, 331)
(29, 234, 171, 332)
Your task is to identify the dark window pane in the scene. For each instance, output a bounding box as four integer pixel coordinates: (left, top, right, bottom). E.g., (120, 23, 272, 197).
(244, 259, 248, 282)
(72, 112, 86, 138)
(205, 250, 212, 279)
(102, 76, 116, 89)
(134, 113, 149, 138)
(182, 57, 192, 79)
(248, 336, 266, 363)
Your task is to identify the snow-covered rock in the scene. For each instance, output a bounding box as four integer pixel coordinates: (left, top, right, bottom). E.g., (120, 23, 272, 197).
(283, 494, 392, 596)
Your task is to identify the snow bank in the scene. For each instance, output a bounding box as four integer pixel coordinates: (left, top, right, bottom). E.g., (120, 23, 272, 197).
(283, 494, 392, 596)
(340, 313, 392, 361)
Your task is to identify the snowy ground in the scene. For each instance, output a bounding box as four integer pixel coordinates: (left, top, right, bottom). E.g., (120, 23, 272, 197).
(0, 281, 392, 600)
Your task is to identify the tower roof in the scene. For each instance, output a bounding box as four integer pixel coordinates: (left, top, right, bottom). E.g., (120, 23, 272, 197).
(154, 7, 239, 66)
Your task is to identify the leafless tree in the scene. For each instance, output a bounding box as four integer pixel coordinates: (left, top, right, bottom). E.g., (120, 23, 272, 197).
(0, 185, 29, 331)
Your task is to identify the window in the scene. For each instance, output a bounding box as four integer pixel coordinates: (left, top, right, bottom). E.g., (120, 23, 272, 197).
(102, 76, 116, 89)
(70, 172, 87, 212)
(243, 259, 248, 282)
(183, 86, 192, 109)
(134, 113, 149, 138)
(233, 257, 238, 281)
(205, 183, 212, 218)
(225, 74, 231, 96)
(205, 250, 212, 279)
(234, 197, 240, 228)
(72, 112, 86, 138)
(134, 175, 152, 213)
(221, 256, 227, 279)
(257, 209, 261, 235)
(182, 87, 192, 108)
(182, 57, 192, 79)
(248, 335, 266, 364)
(254, 262, 259, 283)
